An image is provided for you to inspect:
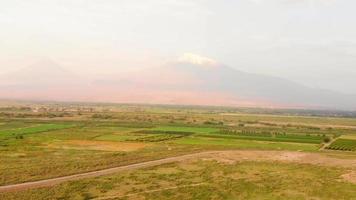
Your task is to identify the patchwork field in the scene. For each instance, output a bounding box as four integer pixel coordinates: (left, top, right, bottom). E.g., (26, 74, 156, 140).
(0, 103, 355, 199)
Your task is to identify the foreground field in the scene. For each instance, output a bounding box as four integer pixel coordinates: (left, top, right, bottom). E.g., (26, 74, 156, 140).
(1, 150, 356, 200)
(0, 103, 356, 199)
(0, 121, 327, 185)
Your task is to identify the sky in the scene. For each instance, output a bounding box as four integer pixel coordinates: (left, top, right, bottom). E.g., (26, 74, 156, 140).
(1, 0, 356, 94)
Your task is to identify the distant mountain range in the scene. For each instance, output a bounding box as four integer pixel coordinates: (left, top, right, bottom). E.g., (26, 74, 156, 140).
(0, 55, 355, 110)
(0, 59, 82, 88)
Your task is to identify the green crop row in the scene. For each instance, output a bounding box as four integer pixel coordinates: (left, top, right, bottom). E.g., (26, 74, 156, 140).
(131, 134, 185, 142)
(135, 130, 194, 136)
(197, 133, 322, 144)
(326, 139, 356, 151)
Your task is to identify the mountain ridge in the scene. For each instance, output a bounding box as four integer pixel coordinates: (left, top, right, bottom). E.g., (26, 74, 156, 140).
(0, 56, 355, 110)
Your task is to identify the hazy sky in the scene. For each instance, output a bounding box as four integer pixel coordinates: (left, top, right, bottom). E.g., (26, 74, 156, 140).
(1, 0, 356, 94)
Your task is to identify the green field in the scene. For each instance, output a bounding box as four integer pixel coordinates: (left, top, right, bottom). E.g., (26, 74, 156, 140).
(174, 136, 319, 151)
(198, 133, 323, 144)
(327, 139, 356, 151)
(0, 123, 74, 139)
(0, 103, 355, 199)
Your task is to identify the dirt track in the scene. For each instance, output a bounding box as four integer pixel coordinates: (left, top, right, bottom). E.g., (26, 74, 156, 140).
(1, 150, 355, 193)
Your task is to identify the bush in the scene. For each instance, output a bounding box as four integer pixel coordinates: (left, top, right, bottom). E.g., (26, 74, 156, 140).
(15, 135, 24, 139)
(323, 137, 331, 143)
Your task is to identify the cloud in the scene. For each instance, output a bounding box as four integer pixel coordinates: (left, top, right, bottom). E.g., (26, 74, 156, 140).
(249, 0, 336, 6)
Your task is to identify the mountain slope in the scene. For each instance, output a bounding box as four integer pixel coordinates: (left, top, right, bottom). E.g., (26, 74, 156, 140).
(0, 59, 91, 101)
(96, 54, 356, 109)
(0, 59, 81, 88)
(0, 55, 355, 110)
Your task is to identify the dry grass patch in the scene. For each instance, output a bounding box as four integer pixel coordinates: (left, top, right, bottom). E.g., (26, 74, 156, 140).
(341, 171, 356, 184)
(48, 140, 148, 152)
(340, 135, 356, 140)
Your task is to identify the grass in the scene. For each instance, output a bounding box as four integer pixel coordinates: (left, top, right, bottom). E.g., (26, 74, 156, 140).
(0, 144, 199, 186)
(0, 117, 338, 186)
(340, 134, 356, 140)
(0, 123, 74, 139)
(0, 121, 33, 131)
(94, 134, 147, 142)
(1, 160, 355, 200)
(197, 133, 323, 144)
(174, 136, 319, 151)
(220, 113, 356, 126)
(152, 126, 324, 144)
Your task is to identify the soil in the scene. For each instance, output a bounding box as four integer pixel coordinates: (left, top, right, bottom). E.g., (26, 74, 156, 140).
(47, 140, 148, 152)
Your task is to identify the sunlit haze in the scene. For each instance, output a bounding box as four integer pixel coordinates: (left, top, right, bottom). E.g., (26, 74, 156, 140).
(1, 0, 356, 109)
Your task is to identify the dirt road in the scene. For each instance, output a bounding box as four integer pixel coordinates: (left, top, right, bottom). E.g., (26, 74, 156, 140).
(319, 137, 337, 151)
(1, 150, 355, 193)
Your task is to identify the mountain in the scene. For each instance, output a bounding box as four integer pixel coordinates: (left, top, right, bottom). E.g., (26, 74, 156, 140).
(1, 55, 355, 110)
(95, 54, 356, 110)
(0, 59, 80, 87)
(0, 59, 91, 101)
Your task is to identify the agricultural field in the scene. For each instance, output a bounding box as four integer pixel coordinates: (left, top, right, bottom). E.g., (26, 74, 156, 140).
(327, 139, 356, 151)
(0, 102, 356, 199)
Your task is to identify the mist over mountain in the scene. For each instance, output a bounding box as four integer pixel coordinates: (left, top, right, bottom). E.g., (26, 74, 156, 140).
(0, 59, 82, 88)
(0, 59, 91, 101)
(0, 55, 355, 110)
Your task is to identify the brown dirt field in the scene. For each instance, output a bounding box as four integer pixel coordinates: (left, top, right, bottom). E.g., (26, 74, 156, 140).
(206, 151, 356, 184)
(208, 151, 356, 168)
(341, 171, 356, 184)
(47, 140, 148, 152)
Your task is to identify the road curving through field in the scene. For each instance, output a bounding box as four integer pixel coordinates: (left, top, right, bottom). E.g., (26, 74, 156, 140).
(1, 150, 355, 193)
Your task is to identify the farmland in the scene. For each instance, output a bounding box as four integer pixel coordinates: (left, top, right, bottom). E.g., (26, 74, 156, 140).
(327, 139, 356, 151)
(0, 102, 356, 199)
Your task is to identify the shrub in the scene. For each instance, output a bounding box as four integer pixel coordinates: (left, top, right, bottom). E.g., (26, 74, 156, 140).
(323, 137, 331, 143)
